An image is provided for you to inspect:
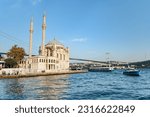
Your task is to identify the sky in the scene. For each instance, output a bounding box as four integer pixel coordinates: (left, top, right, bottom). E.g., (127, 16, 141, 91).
(0, 0, 150, 62)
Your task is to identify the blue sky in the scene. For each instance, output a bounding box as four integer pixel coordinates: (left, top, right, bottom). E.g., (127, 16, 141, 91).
(0, 0, 150, 62)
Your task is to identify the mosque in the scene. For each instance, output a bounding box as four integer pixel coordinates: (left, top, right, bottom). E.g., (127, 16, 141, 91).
(19, 15, 69, 73)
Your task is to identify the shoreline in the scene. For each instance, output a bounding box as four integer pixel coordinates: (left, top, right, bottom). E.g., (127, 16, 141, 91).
(0, 70, 88, 79)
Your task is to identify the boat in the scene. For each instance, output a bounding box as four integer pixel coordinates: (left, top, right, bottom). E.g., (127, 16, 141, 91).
(89, 66, 114, 72)
(89, 52, 114, 72)
(123, 68, 140, 76)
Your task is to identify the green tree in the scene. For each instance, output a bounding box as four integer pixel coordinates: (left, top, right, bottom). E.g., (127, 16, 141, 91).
(7, 45, 26, 62)
(4, 58, 17, 68)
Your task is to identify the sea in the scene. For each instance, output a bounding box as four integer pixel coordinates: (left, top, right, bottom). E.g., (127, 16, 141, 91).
(0, 68, 150, 100)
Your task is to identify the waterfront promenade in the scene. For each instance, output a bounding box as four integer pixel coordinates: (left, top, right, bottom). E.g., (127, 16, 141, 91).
(0, 70, 87, 79)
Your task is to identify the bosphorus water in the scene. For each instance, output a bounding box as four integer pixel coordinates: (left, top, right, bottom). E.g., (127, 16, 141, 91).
(0, 69, 150, 100)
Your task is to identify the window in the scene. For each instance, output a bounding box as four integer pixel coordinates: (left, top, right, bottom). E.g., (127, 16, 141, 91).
(63, 54, 65, 60)
(49, 64, 51, 70)
(50, 52, 53, 56)
(60, 54, 62, 60)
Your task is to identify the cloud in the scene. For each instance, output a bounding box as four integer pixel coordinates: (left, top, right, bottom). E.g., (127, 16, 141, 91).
(71, 38, 87, 42)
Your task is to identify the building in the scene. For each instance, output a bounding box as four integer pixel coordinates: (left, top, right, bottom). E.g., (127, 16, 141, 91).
(19, 15, 69, 73)
(0, 61, 5, 70)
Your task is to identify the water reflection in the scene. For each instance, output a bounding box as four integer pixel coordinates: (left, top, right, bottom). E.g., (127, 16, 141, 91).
(0, 75, 70, 100)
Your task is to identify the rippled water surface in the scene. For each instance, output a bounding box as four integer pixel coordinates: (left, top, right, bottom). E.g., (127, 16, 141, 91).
(0, 69, 150, 100)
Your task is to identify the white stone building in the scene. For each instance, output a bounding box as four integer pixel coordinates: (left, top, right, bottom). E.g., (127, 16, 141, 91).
(19, 15, 69, 73)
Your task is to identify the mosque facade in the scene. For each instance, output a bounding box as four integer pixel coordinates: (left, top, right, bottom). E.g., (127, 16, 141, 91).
(19, 15, 69, 73)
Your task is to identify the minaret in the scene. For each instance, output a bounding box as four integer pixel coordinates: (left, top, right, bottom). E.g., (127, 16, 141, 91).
(41, 14, 46, 56)
(29, 17, 34, 58)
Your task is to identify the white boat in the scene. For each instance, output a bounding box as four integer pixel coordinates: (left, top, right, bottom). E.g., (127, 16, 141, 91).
(89, 52, 114, 72)
(89, 66, 114, 72)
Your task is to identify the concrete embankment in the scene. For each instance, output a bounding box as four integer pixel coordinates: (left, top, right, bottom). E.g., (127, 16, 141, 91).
(0, 70, 88, 79)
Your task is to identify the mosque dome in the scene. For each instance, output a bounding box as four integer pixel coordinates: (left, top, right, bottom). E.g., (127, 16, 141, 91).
(46, 38, 64, 47)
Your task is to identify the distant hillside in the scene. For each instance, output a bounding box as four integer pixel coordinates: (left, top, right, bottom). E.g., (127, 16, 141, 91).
(130, 60, 150, 68)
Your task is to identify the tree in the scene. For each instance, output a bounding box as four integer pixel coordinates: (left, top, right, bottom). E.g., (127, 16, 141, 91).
(4, 58, 17, 68)
(0, 54, 2, 61)
(7, 45, 26, 62)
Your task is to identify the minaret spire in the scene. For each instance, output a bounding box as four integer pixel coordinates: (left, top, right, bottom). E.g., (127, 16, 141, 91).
(29, 17, 34, 58)
(41, 14, 46, 56)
